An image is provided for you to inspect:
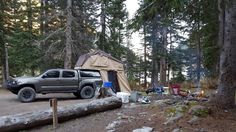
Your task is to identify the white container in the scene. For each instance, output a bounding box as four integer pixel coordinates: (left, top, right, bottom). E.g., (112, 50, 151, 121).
(116, 92, 130, 103)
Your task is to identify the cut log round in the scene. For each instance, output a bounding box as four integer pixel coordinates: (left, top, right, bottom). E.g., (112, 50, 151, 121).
(0, 97, 122, 132)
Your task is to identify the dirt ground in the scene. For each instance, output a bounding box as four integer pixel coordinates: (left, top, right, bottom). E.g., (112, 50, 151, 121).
(0, 89, 91, 117)
(28, 97, 236, 132)
(1, 89, 236, 132)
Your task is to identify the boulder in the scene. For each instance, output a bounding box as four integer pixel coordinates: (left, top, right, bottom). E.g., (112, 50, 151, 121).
(188, 105, 210, 117)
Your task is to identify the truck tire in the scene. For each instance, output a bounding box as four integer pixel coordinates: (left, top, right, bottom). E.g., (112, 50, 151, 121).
(18, 87, 36, 103)
(80, 86, 95, 99)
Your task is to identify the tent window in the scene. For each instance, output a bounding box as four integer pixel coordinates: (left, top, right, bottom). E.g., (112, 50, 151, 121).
(80, 71, 101, 77)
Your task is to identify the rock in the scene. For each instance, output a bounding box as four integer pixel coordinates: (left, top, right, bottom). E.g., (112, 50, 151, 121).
(187, 96, 198, 101)
(133, 126, 153, 132)
(164, 113, 184, 125)
(172, 128, 180, 132)
(130, 91, 142, 102)
(106, 120, 122, 130)
(199, 98, 208, 102)
(183, 100, 198, 106)
(187, 116, 200, 125)
(188, 105, 210, 117)
(107, 130, 115, 132)
(154, 99, 176, 106)
(194, 128, 207, 132)
(139, 112, 148, 116)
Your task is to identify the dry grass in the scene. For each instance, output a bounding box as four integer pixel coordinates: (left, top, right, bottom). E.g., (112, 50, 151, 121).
(200, 78, 218, 90)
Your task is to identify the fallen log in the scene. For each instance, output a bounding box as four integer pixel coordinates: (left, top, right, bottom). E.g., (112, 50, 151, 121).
(0, 97, 122, 132)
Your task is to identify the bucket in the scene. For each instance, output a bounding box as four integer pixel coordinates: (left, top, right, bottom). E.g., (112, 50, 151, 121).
(103, 82, 112, 88)
(116, 92, 130, 103)
(173, 88, 178, 94)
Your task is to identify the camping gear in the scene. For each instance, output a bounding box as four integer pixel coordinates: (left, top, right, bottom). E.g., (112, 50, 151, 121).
(129, 91, 142, 102)
(103, 81, 112, 88)
(146, 85, 164, 94)
(75, 50, 131, 93)
(116, 92, 130, 103)
(96, 82, 116, 98)
(138, 96, 151, 104)
(170, 84, 181, 95)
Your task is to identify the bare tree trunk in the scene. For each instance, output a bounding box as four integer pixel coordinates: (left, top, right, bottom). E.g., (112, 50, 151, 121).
(211, 0, 236, 108)
(64, 0, 73, 69)
(160, 26, 167, 86)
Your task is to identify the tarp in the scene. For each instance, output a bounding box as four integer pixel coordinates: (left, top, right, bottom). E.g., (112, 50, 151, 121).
(75, 50, 131, 93)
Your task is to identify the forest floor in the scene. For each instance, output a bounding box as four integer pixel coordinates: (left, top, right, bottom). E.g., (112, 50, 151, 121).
(25, 92, 236, 132)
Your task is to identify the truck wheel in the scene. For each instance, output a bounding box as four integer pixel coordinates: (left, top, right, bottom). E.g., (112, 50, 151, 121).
(18, 87, 36, 103)
(80, 86, 95, 99)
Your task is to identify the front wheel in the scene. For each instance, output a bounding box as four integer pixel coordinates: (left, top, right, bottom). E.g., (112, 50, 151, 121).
(80, 86, 95, 99)
(18, 87, 36, 103)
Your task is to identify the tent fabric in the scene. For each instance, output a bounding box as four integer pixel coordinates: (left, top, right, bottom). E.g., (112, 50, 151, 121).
(75, 50, 131, 93)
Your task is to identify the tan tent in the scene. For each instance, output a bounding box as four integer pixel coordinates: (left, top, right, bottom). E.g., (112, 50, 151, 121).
(75, 50, 131, 93)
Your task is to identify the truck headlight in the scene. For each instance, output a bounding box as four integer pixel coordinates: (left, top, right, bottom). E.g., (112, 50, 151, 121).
(11, 80, 18, 85)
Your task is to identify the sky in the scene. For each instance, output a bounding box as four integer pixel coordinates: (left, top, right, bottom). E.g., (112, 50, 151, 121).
(125, 0, 143, 55)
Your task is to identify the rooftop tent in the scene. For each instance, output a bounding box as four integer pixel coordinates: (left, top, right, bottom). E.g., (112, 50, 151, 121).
(75, 50, 131, 93)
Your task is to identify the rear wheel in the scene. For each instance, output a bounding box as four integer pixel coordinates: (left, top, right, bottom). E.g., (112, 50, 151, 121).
(80, 86, 95, 99)
(18, 87, 36, 103)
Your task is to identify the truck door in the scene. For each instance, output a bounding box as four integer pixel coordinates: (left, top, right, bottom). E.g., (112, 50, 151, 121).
(40, 70, 60, 91)
(58, 70, 78, 91)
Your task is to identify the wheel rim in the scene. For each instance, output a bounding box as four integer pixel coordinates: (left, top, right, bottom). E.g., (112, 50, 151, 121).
(84, 89, 92, 97)
(22, 90, 32, 99)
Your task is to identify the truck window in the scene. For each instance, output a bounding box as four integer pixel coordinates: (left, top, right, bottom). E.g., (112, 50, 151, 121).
(80, 71, 101, 77)
(45, 70, 60, 78)
(62, 71, 75, 78)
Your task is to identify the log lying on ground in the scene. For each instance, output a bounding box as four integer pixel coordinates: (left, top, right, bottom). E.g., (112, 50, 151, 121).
(0, 97, 122, 132)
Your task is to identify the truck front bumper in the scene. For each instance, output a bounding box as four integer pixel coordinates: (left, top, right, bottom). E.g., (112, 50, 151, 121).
(5, 83, 20, 94)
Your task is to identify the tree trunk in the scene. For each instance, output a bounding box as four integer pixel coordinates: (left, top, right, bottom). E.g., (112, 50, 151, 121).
(100, 0, 106, 50)
(0, 1, 9, 83)
(196, 19, 201, 89)
(211, 0, 236, 108)
(160, 26, 167, 86)
(2, 43, 9, 83)
(0, 97, 122, 132)
(27, 0, 32, 35)
(143, 24, 147, 89)
(64, 0, 73, 69)
(151, 17, 159, 86)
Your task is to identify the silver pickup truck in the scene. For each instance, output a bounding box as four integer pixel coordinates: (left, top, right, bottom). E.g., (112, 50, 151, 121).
(6, 69, 103, 102)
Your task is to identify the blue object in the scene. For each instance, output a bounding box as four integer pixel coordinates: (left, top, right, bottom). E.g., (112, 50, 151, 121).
(103, 82, 112, 88)
(153, 86, 164, 94)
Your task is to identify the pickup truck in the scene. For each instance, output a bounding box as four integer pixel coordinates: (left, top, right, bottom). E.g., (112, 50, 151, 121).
(6, 69, 103, 102)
